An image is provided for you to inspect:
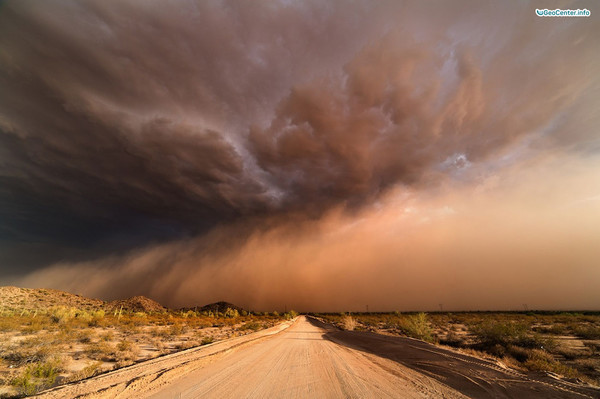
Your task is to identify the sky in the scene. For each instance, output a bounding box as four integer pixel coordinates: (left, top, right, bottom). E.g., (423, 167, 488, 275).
(1, 0, 599, 311)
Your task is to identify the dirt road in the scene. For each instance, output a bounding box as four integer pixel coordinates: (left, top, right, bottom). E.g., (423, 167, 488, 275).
(38, 316, 599, 399)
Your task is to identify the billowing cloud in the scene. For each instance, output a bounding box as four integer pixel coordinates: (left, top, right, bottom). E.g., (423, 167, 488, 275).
(1, 0, 599, 309)
(18, 155, 600, 311)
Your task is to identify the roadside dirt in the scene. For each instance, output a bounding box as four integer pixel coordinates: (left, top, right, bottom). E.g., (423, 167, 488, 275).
(35, 316, 600, 398)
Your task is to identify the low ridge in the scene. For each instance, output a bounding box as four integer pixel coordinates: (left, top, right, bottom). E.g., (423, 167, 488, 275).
(106, 295, 166, 313)
(0, 286, 104, 312)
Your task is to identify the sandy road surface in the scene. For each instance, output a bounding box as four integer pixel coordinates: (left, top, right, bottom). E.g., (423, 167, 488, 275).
(38, 316, 599, 399)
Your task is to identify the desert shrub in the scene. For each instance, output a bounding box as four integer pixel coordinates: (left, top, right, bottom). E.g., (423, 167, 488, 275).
(574, 325, 600, 340)
(201, 336, 214, 345)
(49, 307, 77, 324)
(100, 331, 114, 342)
(180, 310, 195, 318)
(169, 323, 185, 336)
(576, 358, 598, 372)
(4, 337, 54, 364)
(72, 361, 104, 381)
(11, 358, 63, 395)
(534, 324, 567, 335)
(75, 311, 93, 325)
(116, 340, 132, 352)
(85, 342, 115, 361)
(439, 331, 465, 347)
(115, 340, 139, 363)
(224, 308, 239, 318)
(284, 310, 299, 320)
(342, 315, 357, 331)
(191, 319, 213, 329)
(554, 347, 583, 360)
(76, 329, 94, 344)
(382, 319, 398, 329)
(22, 319, 47, 334)
(506, 345, 531, 362)
(151, 339, 166, 353)
(400, 313, 434, 342)
(119, 322, 140, 335)
(88, 310, 106, 327)
(524, 349, 578, 378)
(239, 322, 262, 332)
(176, 340, 198, 350)
(151, 326, 170, 338)
(515, 333, 556, 351)
(472, 321, 528, 348)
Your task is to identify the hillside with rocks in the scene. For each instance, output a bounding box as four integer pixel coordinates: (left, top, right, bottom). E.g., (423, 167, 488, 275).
(0, 286, 104, 312)
(0, 286, 245, 315)
(0, 286, 166, 313)
(106, 295, 166, 313)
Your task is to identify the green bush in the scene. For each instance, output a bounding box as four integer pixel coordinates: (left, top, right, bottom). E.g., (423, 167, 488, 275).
(224, 308, 239, 318)
(400, 313, 434, 342)
(472, 321, 527, 348)
(284, 310, 299, 320)
(11, 358, 63, 395)
(239, 322, 262, 332)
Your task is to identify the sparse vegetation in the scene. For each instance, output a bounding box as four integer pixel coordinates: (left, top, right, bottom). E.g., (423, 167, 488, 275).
(11, 358, 64, 396)
(315, 311, 600, 385)
(0, 286, 290, 397)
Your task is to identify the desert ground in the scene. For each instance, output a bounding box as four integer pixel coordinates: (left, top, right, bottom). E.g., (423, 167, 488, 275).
(32, 317, 600, 398)
(1, 287, 599, 398)
(317, 311, 600, 387)
(0, 287, 292, 398)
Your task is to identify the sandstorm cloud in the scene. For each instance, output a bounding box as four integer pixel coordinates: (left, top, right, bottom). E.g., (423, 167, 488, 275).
(1, 0, 599, 309)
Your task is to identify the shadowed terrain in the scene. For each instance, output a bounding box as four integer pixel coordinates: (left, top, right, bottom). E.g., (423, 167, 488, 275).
(308, 318, 600, 398)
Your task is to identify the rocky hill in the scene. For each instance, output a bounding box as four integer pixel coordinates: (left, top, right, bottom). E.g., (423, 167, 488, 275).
(0, 286, 165, 313)
(0, 286, 104, 312)
(106, 295, 166, 313)
(0, 286, 243, 315)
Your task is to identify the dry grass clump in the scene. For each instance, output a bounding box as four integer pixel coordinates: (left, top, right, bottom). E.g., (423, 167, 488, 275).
(85, 341, 115, 362)
(10, 357, 64, 396)
(524, 349, 578, 378)
(70, 361, 104, 381)
(238, 322, 263, 332)
(342, 315, 357, 331)
(116, 340, 139, 360)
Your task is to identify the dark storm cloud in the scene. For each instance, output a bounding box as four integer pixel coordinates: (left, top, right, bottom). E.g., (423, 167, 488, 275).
(1, 0, 599, 285)
(0, 0, 388, 252)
